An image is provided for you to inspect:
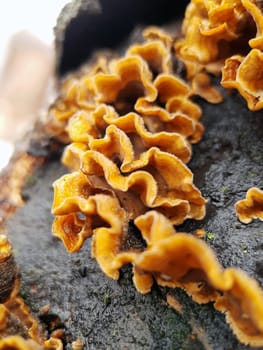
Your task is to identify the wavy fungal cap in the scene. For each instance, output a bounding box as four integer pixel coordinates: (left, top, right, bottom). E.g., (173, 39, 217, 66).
(50, 26, 207, 269)
(48, 26, 204, 149)
(222, 49, 263, 110)
(176, 0, 254, 64)
(235, 187, 263, 223)
(0, 335, 62, 350)
(105, 210, 263, 346)
(176, 0, 263, 110)
(133, 212, 263, 347)
(0, 336, 44, 350)
(0, 235, 12, 260)
(48, 20, 263, 348)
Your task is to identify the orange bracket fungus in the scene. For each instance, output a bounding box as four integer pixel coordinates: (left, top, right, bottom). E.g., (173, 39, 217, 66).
(47, 11, 263, 349)
(221, 48, 263, 111)
(0, 336, 63, 350)
(50, 26, 207, 273)
(52, 171, 128, 279)
(114, 211, 263, 347)
(175, 0, 263, 111)
(231, 0, 263, 110)
(48, 27, 204, 152)
(221, 2, 263, 112)
(0, 336, 45, 350)
(0, 235, 20, 304)
(0, 236, 62, 350)
(0, 1, 261, 348)
(174, 0, 256, 104)
(235, 187, 263, 223)
(175, 0, 255, 68)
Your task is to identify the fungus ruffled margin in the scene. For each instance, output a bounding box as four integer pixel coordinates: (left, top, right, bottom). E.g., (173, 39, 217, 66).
(175, 0, 263, 112)
(119, 211, 263, 347)
(0, 335, 63, 350)
(1, 3, 262, 348)
(46, 21, 263, 347)
(176, 0, 263, 224)
(235, 187, 263, 223)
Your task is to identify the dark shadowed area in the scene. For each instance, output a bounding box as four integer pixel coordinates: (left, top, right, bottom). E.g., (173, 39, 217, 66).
(55, 0, 189, 75)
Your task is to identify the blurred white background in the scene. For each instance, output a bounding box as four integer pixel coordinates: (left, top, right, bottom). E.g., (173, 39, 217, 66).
(0, 1, 68, 70)
(0, 0, 69, 170)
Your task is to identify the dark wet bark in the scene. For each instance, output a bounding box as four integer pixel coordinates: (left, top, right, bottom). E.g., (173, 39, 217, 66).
(6, 81, 263, 349)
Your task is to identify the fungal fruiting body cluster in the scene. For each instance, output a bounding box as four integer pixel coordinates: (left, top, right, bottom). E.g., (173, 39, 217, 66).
(175, 0, 255, 73)
(221, 0, 263, 111)
(48, 24, 263, 347)
(176, 0, 263, 223)
(0, 235, 62, 350)
(176, 0, 263, 112)
(50, 27, 206, 277)
(235, 187, 263, 223)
